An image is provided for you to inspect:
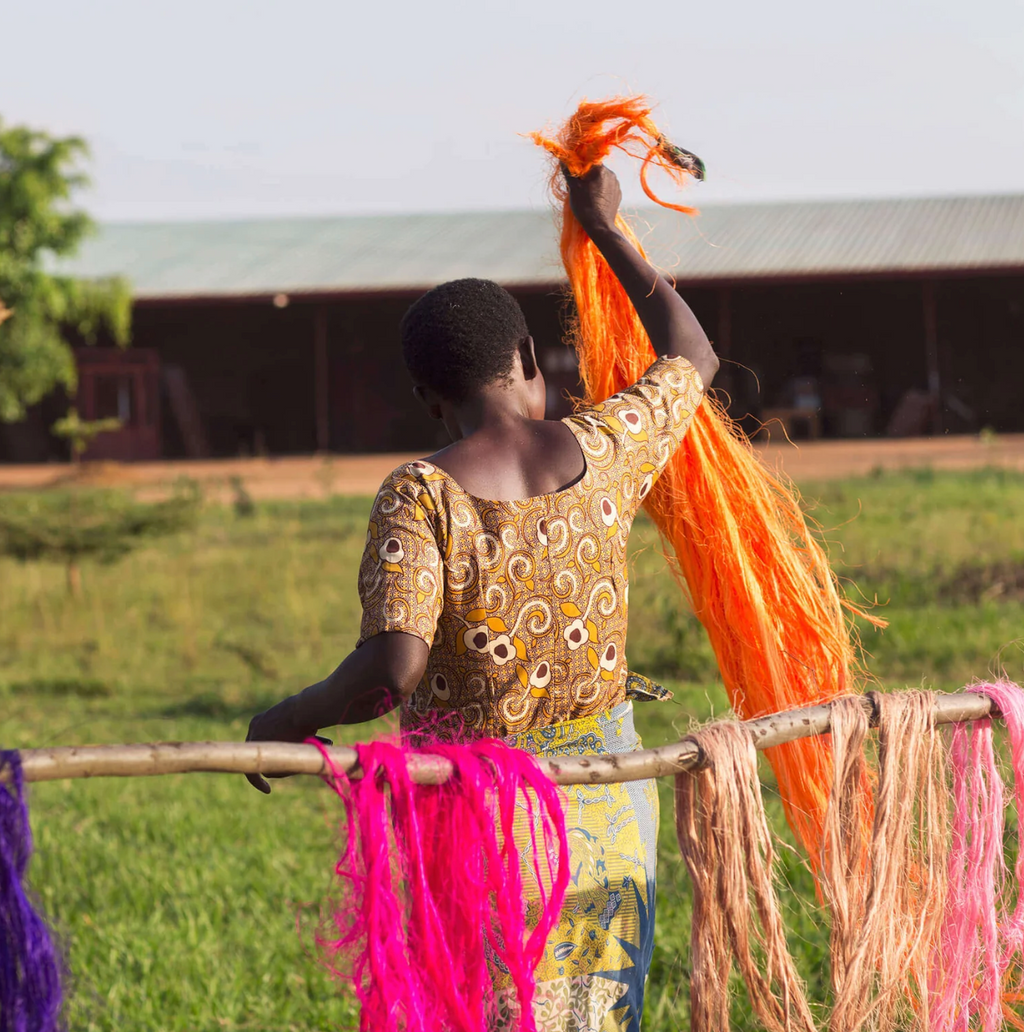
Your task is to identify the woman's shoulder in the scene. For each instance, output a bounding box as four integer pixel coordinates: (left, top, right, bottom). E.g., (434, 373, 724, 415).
(566, 355, 704, 447)
(575, 355, 702, 419)
(385, 458, 450, 487)
(370, 459, 452, 521)
(374, 457, 455, 496)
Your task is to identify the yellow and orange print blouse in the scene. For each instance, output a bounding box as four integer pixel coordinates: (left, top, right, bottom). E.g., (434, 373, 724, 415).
(357, 355, 704, 737)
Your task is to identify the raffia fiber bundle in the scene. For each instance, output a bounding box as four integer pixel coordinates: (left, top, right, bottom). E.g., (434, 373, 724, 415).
(824, 692, 949, 1032)
(313, 738, 569, 1032)
(0, 750, 63, 1032)
(532, 96, 883, 870)
(932, 681, 1024, 1032)
(675, 723, 818, 1032)
(676, 684, 1024, 1032)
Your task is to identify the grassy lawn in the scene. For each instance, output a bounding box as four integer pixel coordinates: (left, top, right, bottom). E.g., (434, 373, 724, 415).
(2, 467, 1023, 1030)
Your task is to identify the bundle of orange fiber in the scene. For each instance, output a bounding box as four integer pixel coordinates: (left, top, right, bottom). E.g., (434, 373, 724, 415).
(532, 96, 884, 870)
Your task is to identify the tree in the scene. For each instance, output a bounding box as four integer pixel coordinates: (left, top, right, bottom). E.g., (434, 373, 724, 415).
(0, 483, 202, 595)
(52, 407, 121, 463)
(0, 120, 131, 424)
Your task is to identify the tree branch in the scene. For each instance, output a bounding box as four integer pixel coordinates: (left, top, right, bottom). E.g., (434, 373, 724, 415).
(1, 690, 997, 788)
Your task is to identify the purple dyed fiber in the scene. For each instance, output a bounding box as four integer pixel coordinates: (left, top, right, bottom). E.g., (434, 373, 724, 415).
(0, 750, 62, 1032)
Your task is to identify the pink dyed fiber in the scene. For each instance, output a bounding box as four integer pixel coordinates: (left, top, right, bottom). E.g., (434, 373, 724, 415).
(930, 681, 1024, 1032)
(313, 737, 569, 1032)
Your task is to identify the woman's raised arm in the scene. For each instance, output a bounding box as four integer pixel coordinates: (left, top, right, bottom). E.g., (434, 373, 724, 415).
(564, 165, 719, 389)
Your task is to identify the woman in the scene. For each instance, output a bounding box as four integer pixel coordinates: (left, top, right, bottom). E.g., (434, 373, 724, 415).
(246, 165, 718, 1030)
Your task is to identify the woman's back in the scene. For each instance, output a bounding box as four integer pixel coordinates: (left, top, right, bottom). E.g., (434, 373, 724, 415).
(357, 355, 704, 736)
(246, 167, 719, 1030)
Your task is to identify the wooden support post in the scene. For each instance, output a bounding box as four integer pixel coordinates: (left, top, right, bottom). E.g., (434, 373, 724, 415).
(313, 306, 330, 453)
(922, 281, 942, 435)
(717, 286, 732, 360)
(715, 285, 733, 401)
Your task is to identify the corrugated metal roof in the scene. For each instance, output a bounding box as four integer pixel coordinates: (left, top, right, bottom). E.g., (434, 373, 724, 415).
(54, 194, 1024, 301)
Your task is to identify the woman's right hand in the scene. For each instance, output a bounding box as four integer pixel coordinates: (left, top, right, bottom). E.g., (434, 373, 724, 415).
(561, 164, 719, 386)
(564, 164, 622, 236)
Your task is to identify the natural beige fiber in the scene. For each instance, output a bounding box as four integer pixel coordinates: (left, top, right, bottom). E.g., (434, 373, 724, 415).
(675, 722, 818, 1032)
(820, 695, 872, 1019)
(825, 691, 949, 1032)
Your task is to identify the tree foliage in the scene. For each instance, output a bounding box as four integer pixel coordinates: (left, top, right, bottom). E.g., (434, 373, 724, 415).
(0, 483, 201, 594)
(0, 120, 131, 423)
(52, 407, 122, 461)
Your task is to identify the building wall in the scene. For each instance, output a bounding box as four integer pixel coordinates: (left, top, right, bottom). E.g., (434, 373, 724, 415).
(132, 302, 318, 457)
(127, 287, 588, 460)
(940, 276, 1024, 432)
(718, 276, 1024, 435)
(721, 280, 929, 436)
(3, 272, 1020, 463)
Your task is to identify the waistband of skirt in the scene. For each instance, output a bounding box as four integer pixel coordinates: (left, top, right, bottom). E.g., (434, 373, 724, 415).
(504, 700, 639, 758)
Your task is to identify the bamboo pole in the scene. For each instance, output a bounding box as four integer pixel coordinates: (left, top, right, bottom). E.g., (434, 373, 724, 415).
(1, 690, 997, 788)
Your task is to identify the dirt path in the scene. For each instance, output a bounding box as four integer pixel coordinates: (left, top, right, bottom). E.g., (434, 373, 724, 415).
(1, 434, 1022, 502)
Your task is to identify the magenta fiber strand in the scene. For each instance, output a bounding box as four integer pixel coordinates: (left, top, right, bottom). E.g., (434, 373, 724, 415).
(930, 681, 1024, 1032)
(312, 737, 569, 1032)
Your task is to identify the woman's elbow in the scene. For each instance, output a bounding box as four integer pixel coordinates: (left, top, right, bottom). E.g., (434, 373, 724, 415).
(359, 631, 429, 700)
(699, 350, 720, 389)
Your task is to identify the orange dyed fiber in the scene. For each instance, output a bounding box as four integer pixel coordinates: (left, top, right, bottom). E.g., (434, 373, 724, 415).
(532, 96, 883, 869)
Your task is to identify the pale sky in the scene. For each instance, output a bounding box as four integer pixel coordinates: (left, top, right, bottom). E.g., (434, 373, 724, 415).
(4, 0, 1023, 222)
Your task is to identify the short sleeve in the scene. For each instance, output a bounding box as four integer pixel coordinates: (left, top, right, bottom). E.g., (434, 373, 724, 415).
(357, 470, 444, 648)
(574, 355, 704, 497)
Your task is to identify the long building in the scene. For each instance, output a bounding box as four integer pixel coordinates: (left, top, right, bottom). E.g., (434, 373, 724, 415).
(4, 194, 1023, 462)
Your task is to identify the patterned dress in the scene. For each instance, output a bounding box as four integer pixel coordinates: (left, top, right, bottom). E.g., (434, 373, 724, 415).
(357, 355, 704, 1031)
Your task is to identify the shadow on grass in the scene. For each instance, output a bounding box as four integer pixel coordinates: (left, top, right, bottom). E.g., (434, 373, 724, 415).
(155, 690, 281, 722)
(9, 677, 113, 698)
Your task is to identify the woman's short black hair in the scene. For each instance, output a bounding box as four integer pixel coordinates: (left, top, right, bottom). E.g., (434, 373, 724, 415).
(400, 278, 529, 402)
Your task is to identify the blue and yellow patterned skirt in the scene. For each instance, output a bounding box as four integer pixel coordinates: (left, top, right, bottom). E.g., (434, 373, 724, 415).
(498, 700, 659, 1032)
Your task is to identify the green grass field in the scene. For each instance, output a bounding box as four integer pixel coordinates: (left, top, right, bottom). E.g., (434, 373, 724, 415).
(3, 467, 1023, 1030)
